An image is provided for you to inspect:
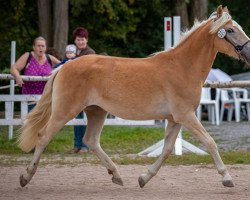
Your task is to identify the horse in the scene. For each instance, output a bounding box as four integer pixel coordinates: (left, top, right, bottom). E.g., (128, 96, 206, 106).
(18, 5, 250, 188)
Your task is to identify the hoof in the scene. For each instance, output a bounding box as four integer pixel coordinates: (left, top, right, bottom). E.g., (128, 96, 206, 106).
(112, 177, 124, 186)
(138, 176, 146, 188)
(222, 180, 234, 187)
(19, 175, 28, 187)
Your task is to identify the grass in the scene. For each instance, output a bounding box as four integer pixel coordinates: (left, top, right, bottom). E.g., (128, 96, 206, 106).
(0, 125, 165, 154)
(0, 125, 250, 165)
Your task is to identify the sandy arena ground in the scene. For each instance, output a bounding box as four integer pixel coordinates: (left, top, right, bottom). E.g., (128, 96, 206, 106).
(1, 164, 250, 200)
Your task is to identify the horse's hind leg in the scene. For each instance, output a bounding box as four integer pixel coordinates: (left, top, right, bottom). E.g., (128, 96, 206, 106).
(138, 120, 181, 188)
(84, 106, 123, 186)
(181, 112, 234, 187)
(20, 116, 69, 187)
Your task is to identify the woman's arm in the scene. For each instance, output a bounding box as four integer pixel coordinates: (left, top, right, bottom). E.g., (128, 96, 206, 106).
(48, 55, 61, 66)
(10, 52, 30, 87)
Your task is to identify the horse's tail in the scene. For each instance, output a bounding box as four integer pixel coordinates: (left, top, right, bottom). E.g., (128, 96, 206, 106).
(17, 70, 59, 152)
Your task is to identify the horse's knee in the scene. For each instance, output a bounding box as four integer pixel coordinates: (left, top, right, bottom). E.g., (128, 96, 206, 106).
(83, 136, 93, 146)
(204, 137, 218, 151)
(85, 140, 98, 152)
(83, 137, 89, 146)
(162, 148, 173, 159)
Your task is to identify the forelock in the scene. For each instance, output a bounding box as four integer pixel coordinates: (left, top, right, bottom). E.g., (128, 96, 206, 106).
(209, 12, 232, 34)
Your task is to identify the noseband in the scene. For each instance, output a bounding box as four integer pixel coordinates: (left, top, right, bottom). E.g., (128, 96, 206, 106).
(217, 28, 250, 53)
(232, 40, 250, 53)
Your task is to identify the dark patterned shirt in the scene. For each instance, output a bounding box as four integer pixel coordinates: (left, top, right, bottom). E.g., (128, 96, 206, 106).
(77, 46, 95, 57)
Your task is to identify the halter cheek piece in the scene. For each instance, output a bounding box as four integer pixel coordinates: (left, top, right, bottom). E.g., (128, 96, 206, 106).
(217, 28, 250, 53)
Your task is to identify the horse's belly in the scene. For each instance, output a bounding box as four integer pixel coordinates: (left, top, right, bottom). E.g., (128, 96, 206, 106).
(101, 102, 170, 120)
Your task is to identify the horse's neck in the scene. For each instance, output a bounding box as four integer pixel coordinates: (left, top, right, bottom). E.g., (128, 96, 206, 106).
(161, 21, 217, 85)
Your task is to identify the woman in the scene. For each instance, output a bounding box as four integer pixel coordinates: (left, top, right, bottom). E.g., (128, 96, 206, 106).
(11, 36, 60, 93)
(11, 36, 60, 110)
(74, 27, 95, 56)
(70, 27, 96, 154)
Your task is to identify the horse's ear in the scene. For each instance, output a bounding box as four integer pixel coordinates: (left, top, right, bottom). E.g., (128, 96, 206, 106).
(216, 5, 223, 18)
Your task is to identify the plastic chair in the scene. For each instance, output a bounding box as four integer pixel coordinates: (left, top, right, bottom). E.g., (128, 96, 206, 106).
(231, 88, 250, 122)
(220, 89, 234, 122)
(197, 88, 220, 125)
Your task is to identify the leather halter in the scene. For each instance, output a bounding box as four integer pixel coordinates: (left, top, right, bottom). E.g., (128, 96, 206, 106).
(225, 36, 250, 53)
(218, 28, 250, 53)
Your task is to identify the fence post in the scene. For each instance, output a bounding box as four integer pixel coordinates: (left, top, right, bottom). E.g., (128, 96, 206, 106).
(8, 41, 16, 139)
(164, 16, 182, 155)
(173, 16, 183, 155)
(173, 16, 181, 46)
(164, 17, 172, 50)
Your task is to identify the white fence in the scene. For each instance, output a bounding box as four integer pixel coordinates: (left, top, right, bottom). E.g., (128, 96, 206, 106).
(0, 41, 155, 148)
(2, 74, 250, 155)
(2, 41, 250, 157)
(0, 93, 155, 125)
(0, 76, 155, 139)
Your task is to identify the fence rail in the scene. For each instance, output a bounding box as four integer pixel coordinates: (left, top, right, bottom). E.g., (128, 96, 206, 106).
(0, 74, 50, 81)
(0, 74, 155, 140)
(2, 74, 250, 87)
(203, 81, 250, 88)
(0, 94, 155, 126)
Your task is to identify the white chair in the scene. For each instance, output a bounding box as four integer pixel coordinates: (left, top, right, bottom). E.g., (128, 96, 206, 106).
(220, 89, 234, 122)
(231, 88, 250, 122)
(197, 88, 220, 125)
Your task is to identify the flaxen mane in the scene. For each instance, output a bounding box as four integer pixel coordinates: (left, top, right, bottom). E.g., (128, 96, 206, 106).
(178, 12, 232, 48)
(152, 11, 232, 56)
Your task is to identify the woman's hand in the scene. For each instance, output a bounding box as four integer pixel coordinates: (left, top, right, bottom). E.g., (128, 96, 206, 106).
(15, 76, 24, 87)
(10, 52, 30, 87)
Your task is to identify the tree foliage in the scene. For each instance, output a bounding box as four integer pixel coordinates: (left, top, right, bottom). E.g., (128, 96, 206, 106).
(0, 0, 250, 76)
(0, 0, 38, 73)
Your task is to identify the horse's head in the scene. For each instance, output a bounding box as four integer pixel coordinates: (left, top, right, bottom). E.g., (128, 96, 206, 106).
(210, 5, 250, 64)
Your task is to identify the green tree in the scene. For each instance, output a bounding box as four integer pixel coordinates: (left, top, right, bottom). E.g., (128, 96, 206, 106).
(69, 0, 171, 57)
(38, 0, 69, 57)
(69, 0, 141, 56)
(0, 0, 38, 73)
(0, 0, 250, 76)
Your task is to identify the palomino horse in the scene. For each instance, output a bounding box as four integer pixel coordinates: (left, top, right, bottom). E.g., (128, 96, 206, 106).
(18, 5, 250, 188)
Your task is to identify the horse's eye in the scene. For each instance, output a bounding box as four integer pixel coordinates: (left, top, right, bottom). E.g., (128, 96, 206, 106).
(226, 28, 234, 33)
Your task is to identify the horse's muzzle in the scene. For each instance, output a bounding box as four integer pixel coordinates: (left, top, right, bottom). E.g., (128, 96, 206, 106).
(240, 41, 250, 65)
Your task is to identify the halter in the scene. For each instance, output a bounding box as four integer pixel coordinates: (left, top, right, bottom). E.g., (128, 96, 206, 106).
(217, 28, 250, 53)
(231, 40, 250, 53)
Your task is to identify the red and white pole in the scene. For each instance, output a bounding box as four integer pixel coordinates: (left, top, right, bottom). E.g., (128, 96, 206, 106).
(164, 17, 172, 50)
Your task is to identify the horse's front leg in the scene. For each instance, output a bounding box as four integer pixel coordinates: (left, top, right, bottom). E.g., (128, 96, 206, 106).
(138, 120, 182, 188)
(181, 112, 234, 187)
(84, 107, 123, 186)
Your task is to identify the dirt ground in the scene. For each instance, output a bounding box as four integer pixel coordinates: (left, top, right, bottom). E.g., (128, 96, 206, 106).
(1, 164, 250, 200)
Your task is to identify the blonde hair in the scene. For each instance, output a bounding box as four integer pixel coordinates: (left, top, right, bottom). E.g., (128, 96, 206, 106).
(153, 11, 232, 55)
(33, 36, 46, 46)
(209, 12, 232, 34)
